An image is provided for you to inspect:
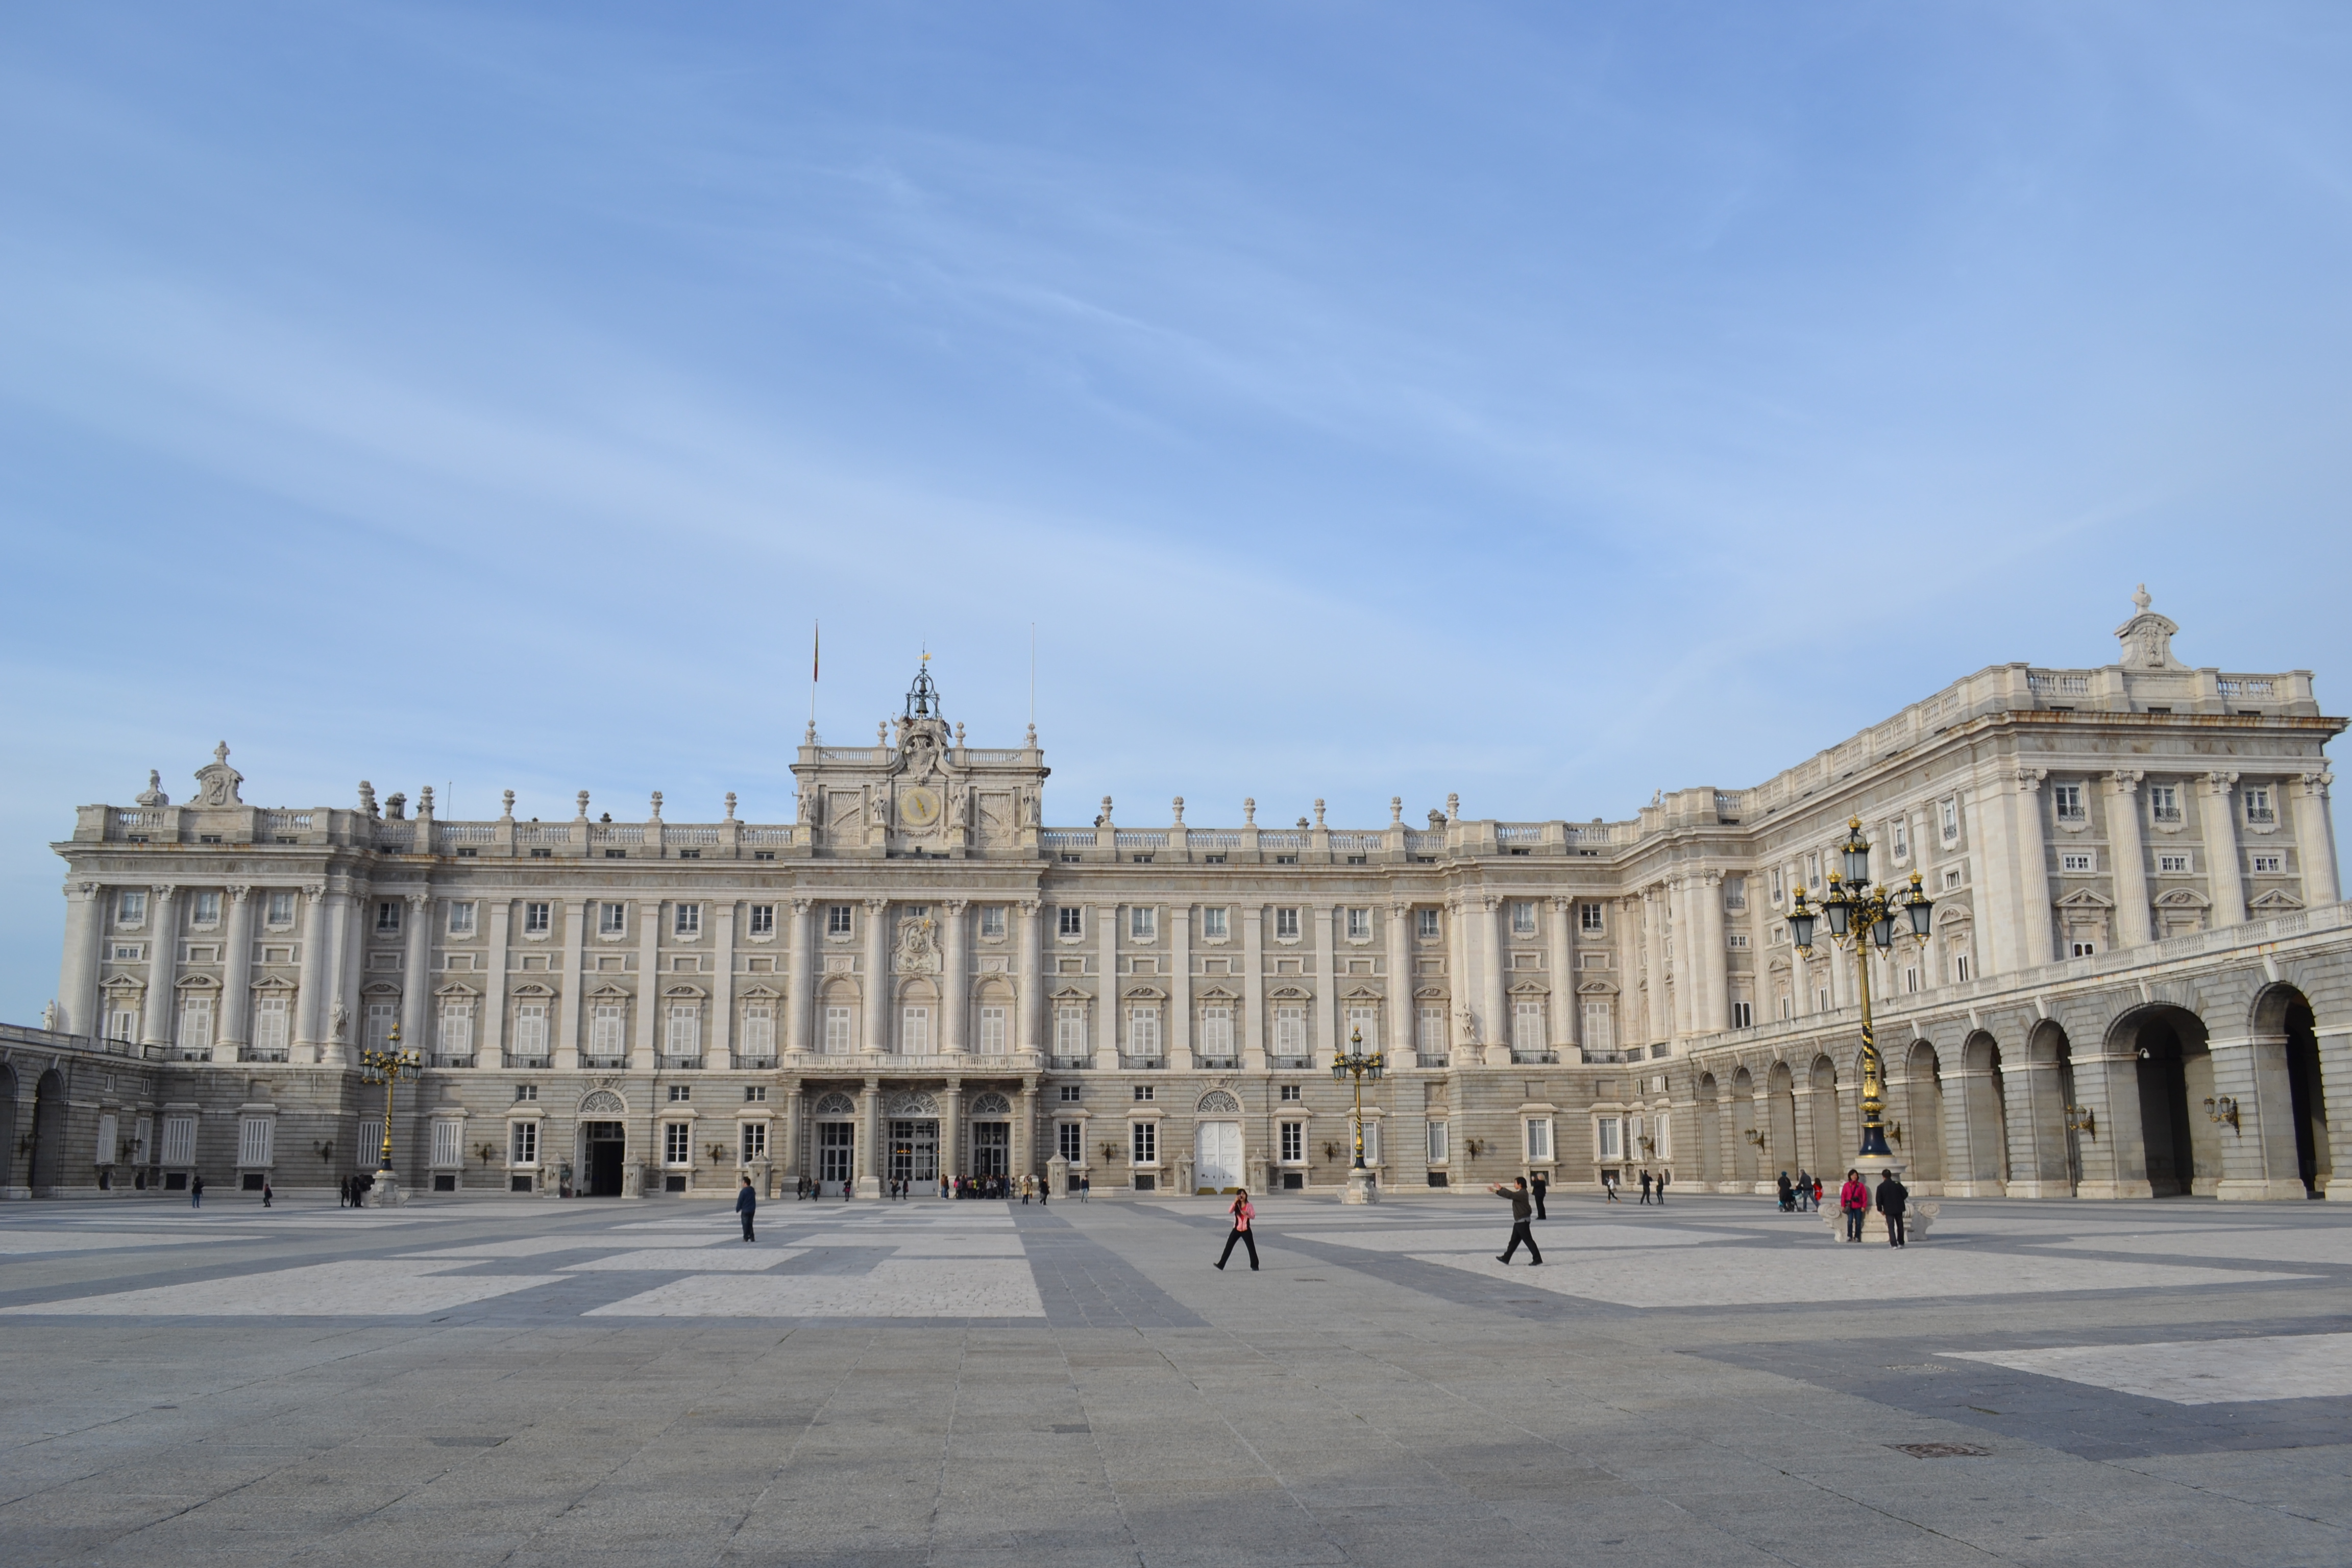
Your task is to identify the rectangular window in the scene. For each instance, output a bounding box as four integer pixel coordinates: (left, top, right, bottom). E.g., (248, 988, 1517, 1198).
(118, 890, 148, 925)
(1731, 999, 1754, 1029)
(824, 1006, 853, 1054)
(674, 904, 701, 937)
(2245, 787, 2275, 823)
(1511, 1001, 1546, 1055)
(740, 1003, 774, 1058)
(599, 902, 626, 936)
(430, 1117, 461, 1168)
(1892, 819, 1912, 857)
(1058, 1122, 1084, 1163)
(2071, 940, 2098, 958)
(1131, 1121, 1157, 1165)
(1582, 1000, 1614, 1055)
(1595, 1117, 1620, 1161)
(1345, 907, 1371, 941)
(740, 1121, 767, 1161)
(979, 905, 1006, 939)
(1280, 1083, 1302, 1102)
(251, 995, 288, 1057)
(509, 1121, 538, 1165)
(513, 1001, 549, 1059)
(1728, 933, 1749, 948)
(1345, 1004, 1379, 1054)
(1133, 1083, 1155, 1101)
(1130, 906, 1156, 940)
(1128, 1007, 1160, 1058)
(1200, 906, 1229, 940)
(516, 1084, 538, 1101)
(2149, 785, 2181, 822)
(590, 1002, 626, 1059)
(446, 900, 475, 936)
(267, 891, 297, 926)
(1723, 877, 1747, 911)
(668, 1083, 691, 1101)
(364, 1001, 396, 1052)
(2053, 783, 2085, 820)
(900, 1006, 930, 1054)
(2159, 853, 2191, 873)
(664, 1122, 691, 1165)
(2061, 852, 2094, 873)
(373, 899, 399, 933)
(1941, 800, 1960, 841)
(1417, 1004, 1446, 1057)
(237, 1115, 274, 1167)
(828, 904, 853, 937)
(1427, 1119, 1449, 1163)
(438, 997, 475, 1059)
(1904, 966, 1920, 994)
(1058, 1084, 1081, 1102)
(1355, 1118, 1382, 1165)
(107, 1004, 138, 1042)
(666, 1003, 701, 1059)
(1275, 908, 1301, 941)
(524, 901, 551, 936)
(1770, 870, 1785, 905)
(186, 891, 220, 926)
(1511, 901, 1537, 936)
(1417, 908, 1441, 940)
(1273, 1004, 1307, 1059)
(1954, 951, 1973, 984)
(177, 994, 214, 1057)
(1059, 906, 1084, 938)
(162, 1114, 195, 1166)
(2252, 854, 2284, 874)
(1943, 867, 1963, 891)
(96, 1111, 118, 1166)
(1526, 1118, 1553, 1162)
(1199, 1004, 1233, 1060)
(748, 904, 775, 938)
(1281, 1121, 1304, 1163)
(1056, 1004, 1088, 1057)
(979, 1005, 1008, 1055)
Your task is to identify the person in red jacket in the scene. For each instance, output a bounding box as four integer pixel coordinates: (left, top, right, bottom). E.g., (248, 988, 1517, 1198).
(1839, 1169, 1869, 1242)
(1215, 1189, 1259, 1271)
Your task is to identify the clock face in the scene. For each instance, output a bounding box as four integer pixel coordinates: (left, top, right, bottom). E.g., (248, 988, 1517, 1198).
(899, 787, 941, 828)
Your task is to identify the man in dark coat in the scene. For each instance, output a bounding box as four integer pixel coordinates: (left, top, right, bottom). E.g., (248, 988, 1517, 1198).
(736, 1175, 758, 1241)
(1875, 1170, 1909, 1247)
(1489, 1177, 1543, 1266)
(1528, 1170, 1549, 1220)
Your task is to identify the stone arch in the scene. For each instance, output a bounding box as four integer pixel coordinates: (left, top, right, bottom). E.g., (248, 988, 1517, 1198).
(29, 1068, 66, 1194)
(1806, 1055, 1842, 1177)
(0, 1061, 16, 1193)
(579, 1088, 627, 1115)
(1730, 1066, 1759, 1187)
(1899, 1040, 1945, 1188)
(2103, 1002, 2215, 1197)
(1954, 1030, 2010, 1194)
(1695, 1072, 1722, 1187)
(969, 1091, 1012, 1117)
(885, 1090, 939, 1119)
(811, 1091, 858, 1118)
(2250, 981, 2330, 1198)
(817, 976, 860, 1054)
(1196, 1089, 1241, 1115)
(2008, 1018, 2078, 1197)
(1763, 1060, 1798, 1184)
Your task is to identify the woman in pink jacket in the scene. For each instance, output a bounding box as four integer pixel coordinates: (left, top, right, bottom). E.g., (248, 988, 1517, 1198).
(1839, 1169, 1869, 1242)
(1215, 1189, 1260, 1271)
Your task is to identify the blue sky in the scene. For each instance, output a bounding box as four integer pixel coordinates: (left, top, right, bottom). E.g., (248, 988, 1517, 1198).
(3, 3, 2348, 1019)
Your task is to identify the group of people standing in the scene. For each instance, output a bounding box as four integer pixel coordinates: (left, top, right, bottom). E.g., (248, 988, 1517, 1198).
(1599, 1169, 1673, 1204)
(1837, 1168, 1910, 1245)
(336, 1173, 372, 1208)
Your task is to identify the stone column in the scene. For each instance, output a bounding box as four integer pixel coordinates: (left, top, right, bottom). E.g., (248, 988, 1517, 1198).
(781, 1081, 803, 1187)
(483, 899, 511, 1068)
(1698, 873, 1728, 1036)
(2108, 772, 2152, 948)
(398, 890, 430, 1057)
(1482, 895, 1509, 1066)
(139, 884, 180, 1050)
(1548, 897, 1575, 1055)
(2069, 1048, 2151, 1199)
(1313, 903, 1338, 1063)
(784, 899, 814, 1057)
(1019, 1079, 1040, 1176)
(2208, 1032, 2307, 1200)
(555, 897, 587, 1070)
(1389, 901, 1416, 1063)
(1095, 901, 1119, 1069)
(940, 1079, 962, 1179)
(216, 886, 255, 1059)
(1665, 880, 1695, 1042)
(632, 899, 660, 1070)
(1170, 903, 1194, 1070)
(1242, 905, 1267, 1069)
(292, 883, 329, 1058)
(2203, 772, 2247, 928)
(940, 899, 969, 1054)
(712, 900, 737, 1066)
(2011, 770, 2056, 966)
(2317, 1025, 2352, 1199)
(336, 882, 371, 1063)
(1640, 887, 1667, 1045)
(56, 881, 104, 1040)
(1016, 899, 1044, 1054)
(863, 898, 891, 1057)
(1941, 1060, 2006, 1197)
(855, 1077, 881, 1197)
(1998, 1052, 2067, 1198)
(2293, 772, 2340, 906)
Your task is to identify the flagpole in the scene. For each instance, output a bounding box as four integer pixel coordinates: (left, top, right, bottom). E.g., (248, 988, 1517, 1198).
(810, 621, 820, 732)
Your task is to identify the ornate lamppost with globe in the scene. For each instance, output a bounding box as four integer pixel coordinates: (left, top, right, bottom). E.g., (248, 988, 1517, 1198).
(1786, 818, 1933, 1166)
(358, 1024, 422, 1206)
(1330, 1026, 1384, 1205)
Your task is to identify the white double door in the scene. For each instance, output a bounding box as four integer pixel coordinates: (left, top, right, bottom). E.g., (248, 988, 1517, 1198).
(1195, 1121, 1243, 1192)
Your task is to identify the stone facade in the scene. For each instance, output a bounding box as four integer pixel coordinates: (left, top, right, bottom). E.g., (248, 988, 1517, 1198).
(7, 594, 2345, 1203)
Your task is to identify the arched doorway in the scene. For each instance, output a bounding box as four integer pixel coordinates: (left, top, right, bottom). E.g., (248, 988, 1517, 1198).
(1730, 1067, 1759, 1188)
(811, 1091, 860, 1192)
(2254, 984, 2331, 1199)
(1901, 1041, 1945, 1189)
(1695, 1073, 1722, 1187)
(968, 1091, 1012, 1180)
(1956, 1032, 2008, 1195)
(2114, 1005, 2214, 1197)
(0, 1063, 18, 1195)
(1807, 1056, 1842, 1176)
(29, 1069, 66, 1195)
(1765, 1061, 1798, 1186)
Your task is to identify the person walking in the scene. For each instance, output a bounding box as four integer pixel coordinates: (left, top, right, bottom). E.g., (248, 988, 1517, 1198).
(1876, 1170, 1909, 1247)
(736, 1175, 758, 1241)
(1529, 1170, 1549, 1220)
(1602, 1172, 1620, 1203)
(337, 1175, 350, 1208)
(1655, 1168, 1670, 1206)
(190, 1172, 204, 1209)
(1214, 1189, 1260, 1270)
(1490, 1177, 1543, 1265)
(1777, 1172, 1794, 1212)
(1080, 1173, 1090, 1203)
(1638, 1169, 1653, 1205)
(1811, 1175, 1824, 1210)
(1839, 1169, 1869, 1242)
(261, 1176, 273, 1209)
(1795, 1169, 1811, 1211)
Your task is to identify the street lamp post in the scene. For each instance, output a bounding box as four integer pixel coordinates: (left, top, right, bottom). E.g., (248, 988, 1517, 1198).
(358, 1023, 422, 1207)
(1330, 1025, 1385, 1205)
(1786, 818, 1933, 1168)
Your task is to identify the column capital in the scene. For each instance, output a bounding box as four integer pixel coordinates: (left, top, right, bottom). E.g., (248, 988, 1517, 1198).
(227, 884, 252, 901)
(2015, 767, 2047, 793)
(304, 882, 328, 902)
(1017, 899, 1040, 916)
(790, 896, 813, 913)
(941, 898, 970, 914)
(863, 896, 889, 911)
(2204, 770, 2240, 795)
(76, 880, 100, 898)
(151, 882, 177, 900)
(404, 889, 430, 909)
(1551, 895, 1573, 912)
(2108, 769, 2144, 793)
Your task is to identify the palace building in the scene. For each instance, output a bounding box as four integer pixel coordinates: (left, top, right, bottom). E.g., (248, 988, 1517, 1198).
(5, 591, 2347, 1203)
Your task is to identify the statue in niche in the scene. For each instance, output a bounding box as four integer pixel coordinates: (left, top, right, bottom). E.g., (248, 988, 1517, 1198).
(946, 777, 969, 828)
(1020, 786, 1041, 827)
(331, 1002, 350, 1042)
(869, 788, 891, 828)
(1455, 1002, 1477, 1045)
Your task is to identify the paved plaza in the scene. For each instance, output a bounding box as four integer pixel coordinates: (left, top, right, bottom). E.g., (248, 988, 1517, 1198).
(2, 1192, 2349, 1566)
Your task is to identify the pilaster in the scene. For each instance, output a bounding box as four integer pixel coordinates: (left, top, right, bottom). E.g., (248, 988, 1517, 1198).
(941, 899, 969, 1054)
(2109, 771, 2152, 948)
(555, 897, 587, 1070)
(713, 899, 737, 1066)
(2294, 772, 2340, 906)
(293, 884, 328, 1058)
(217, 886, 256, 1056)
(57, 879, 104, 1040)
(397, 889, 429, 1059)
(1170, 902, 1194, 1070)
(632, 898, 659, 1070)
(2203, 772, 2247, 927)
(140, 884, 179, 1049)
(784, 898, 813, 1057)
(862, 898, 890, 1057)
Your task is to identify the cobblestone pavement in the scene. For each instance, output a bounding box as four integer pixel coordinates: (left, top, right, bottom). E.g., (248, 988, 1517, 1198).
(2, 1190, 2348, 1566)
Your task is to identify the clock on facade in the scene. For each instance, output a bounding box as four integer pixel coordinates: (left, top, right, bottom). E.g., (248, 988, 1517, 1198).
(899, 787, 941, 828)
